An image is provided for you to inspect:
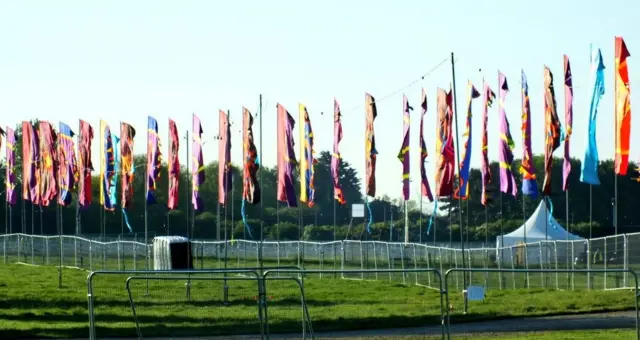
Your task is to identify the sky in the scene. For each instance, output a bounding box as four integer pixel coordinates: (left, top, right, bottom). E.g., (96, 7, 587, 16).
(0, 0, 637, 209)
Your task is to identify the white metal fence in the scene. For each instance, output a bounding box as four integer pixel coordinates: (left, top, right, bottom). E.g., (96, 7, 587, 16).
(1, 232, 636, 291)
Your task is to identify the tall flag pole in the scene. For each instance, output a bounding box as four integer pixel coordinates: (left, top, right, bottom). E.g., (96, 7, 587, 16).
(192, 114, 205, 212)
(614, 37, 630, 239)
(398, 95, 412, 243)
(454, 82, 480, 200)
(242, 107, 260, 239)
(276, 104, 297, 208)
(299, 103, 316, 208)
(167, 119, 180, 212)
(480, 81, 496, 245)
(364, 93, 378, 234)
(419, 89, 435, 240)
(332, 98, 345, 241)
(120, 122, 136, 233)
(542, 66, 562, 196)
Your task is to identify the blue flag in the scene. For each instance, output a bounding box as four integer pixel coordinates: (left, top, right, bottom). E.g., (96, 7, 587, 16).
(580, 48, 605, 185)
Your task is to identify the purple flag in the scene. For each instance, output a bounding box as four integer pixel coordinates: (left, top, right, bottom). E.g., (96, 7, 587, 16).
(419, 89, 434, 202)
(5, 127, 16, 205)
(218, 110, 232, 205)
(276, 104, 297, 207)
(192, 114, 205, 211)
(563, 55, 573, 191)
(146, 116, 162, 204)
(480, 83, 496, 206)
(397, 94, 412, 200)
(498, 72, 518, 197)
(57, 122, 77, 206)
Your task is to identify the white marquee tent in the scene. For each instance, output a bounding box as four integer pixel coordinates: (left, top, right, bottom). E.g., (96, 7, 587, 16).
(496, 200, 585, 265)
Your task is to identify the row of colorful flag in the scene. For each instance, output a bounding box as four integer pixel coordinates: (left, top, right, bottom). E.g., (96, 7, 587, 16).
(0, 37, 631, 230)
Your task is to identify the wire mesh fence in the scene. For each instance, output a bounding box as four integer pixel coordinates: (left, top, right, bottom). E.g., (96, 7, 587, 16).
(1, 232, 637, 291)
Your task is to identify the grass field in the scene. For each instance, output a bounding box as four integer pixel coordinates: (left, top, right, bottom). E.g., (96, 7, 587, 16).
(337, 329, 636, 339)
(0, 263, 637, 339)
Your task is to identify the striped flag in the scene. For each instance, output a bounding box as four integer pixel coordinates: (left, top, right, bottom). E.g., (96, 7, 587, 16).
(78, 120, 93, 209)
(520, 70, 538, 198)
(218, 110, 232, 205)
(365, 93, 378, 197)
(480, 83, 496, 206)
(192, 114, 205, 211)
(276, 103, 297, 207)
(146, 116, 162, 204)
(498, 73, 517, 197)
(542, 66, 562, 196)
(332, 98, 345, 204)
(398, 95, 412, 201)
(5, 127, 17, 205)
(563, 56, 573, 191)
(57, 122, 77, 206)
(167, 119, 180, 210)
(455, 82, 480, 199)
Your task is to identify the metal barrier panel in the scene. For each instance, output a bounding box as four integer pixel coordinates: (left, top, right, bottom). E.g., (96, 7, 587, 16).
(87, 268, 277, 340)
(263, 269, 446, 340)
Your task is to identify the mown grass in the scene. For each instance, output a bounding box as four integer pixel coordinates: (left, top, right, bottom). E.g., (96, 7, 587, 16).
(0, 263, 636, 338)
(344, 329, 635, 339)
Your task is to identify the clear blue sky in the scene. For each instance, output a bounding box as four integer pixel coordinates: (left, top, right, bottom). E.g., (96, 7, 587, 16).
(0, 0, 637, 207)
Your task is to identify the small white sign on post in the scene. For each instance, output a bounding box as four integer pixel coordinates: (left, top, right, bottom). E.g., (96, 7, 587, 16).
(352, 204, 365, 218)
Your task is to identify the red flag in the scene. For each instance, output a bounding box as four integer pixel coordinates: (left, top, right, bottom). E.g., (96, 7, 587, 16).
(168, 119, 180, 210)
(435, 88, 455, 198)
(542, 66, 562, 196)
(38, 121, 58, 206)
(615, 36, 631, 175)
(218, 110, 232, 205)
(78, 120, 94, 208)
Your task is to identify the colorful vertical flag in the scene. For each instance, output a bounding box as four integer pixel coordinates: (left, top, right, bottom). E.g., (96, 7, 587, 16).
(455, 82, 480, 199)
(581, 48, 605, 185)
(520, 70, 538, 198)
(99, 120, 116, 210)
(146, 116, 162, 204)
(332, 98, 345, 204)
(167, 119, 180, 210)
(242, 107, 260, 204)
(5, 127, 17, 205)
(22, 122, 38, 203)
(78, 120, 93, 209)
(57, 122, 77, 206)
(38, 121, 58, 207)
(435, 88, 455, 198)
(276, 103, 297, 207)
(563, 56, 573, 191)
(120, 122, 136, 210)
(419, 89, 434, 202)
(299, 104, 317, 207)
(111, 134, 120, 209)
(365, 93, 378, 197)
(542, 66, 562, 196)
(192, 114, 205, 211)
(480, 82, 496, 206)
(615, 36, 631, 175)
(498, 72, 517, 197)
(397, 95, 412, 201)
(218, 110, 232, 206)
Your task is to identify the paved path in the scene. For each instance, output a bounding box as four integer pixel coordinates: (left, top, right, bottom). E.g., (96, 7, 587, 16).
(59, 311, 637, 339)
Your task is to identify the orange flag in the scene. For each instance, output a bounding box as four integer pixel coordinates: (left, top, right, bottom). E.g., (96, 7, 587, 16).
(615, 36, 631, 175)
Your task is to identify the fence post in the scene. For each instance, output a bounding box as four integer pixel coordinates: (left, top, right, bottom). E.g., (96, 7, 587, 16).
(554, 241, 559, 290)
(89, 239, 93, 271)
(624, 234, 629, 288)
(604, 237, 608, 290)
(587, 240, 592, 290)
(373, 242, 378, 280)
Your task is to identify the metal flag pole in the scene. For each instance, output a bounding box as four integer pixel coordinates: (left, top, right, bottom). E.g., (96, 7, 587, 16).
(404, 200, 409, 244)
(419, 187, 423, 244)
(613, 38, 619, 254)
(58, 199, 62, 289)
(259, 94, 264, 269)
(223, 109, 230, 306)
(144, 119, 150, 291)
(184, 128, 190, 238)
(450, 53, 468, 311)
(76, 120, 81, 237)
